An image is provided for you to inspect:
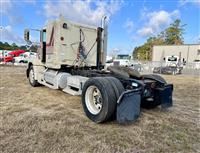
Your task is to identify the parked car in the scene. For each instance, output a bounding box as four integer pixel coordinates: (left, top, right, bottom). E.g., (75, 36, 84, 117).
(153, 66, 183, 75)
(9, 50, 25, 57)
(2, 50, 25, 63)
(14, 52, 37, 63)
(2, 56, 14, 63)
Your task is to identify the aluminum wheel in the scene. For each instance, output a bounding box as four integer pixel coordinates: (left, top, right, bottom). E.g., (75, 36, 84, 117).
(82, 77, 117, 122)
(85, 86, 102, 115)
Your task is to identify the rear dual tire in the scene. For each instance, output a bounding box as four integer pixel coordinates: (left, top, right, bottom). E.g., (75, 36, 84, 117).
(82, 77, 124, 123)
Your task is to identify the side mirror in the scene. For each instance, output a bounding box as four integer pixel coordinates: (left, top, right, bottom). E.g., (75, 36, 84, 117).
(24, 29, 30, 41)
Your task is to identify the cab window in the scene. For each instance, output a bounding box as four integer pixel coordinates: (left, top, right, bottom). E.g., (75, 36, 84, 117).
(42, 30, 46, 42)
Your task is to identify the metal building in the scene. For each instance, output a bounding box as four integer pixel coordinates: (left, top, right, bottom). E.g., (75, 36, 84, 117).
(152, 44, 200, 62)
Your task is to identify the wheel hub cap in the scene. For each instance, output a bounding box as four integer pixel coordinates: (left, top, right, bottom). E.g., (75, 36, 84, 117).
(85, 86, 102, 115)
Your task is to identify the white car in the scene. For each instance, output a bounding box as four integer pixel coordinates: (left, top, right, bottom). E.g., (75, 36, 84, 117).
(14, 52, 37, 63)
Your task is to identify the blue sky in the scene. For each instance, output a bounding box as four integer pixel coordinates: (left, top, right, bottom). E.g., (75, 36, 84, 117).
(1, 0, 200, 55)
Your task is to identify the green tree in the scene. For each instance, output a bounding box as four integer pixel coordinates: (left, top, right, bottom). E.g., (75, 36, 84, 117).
(0, 41, 27, 51)
(11, 43, 19, 50)
(132, 19, 186, 61)
(20, 45, 27, 51)
(0, 42, 4, 50)
(164, 19, 185, 45)
(133, 36, 165, 60)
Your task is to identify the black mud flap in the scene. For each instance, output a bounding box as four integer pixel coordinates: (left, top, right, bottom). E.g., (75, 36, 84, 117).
(154, 84, 173, 108)
(117, 89, 141, 124)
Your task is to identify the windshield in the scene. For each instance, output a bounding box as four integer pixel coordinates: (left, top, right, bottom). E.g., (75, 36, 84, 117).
(116, 55, 130, 60)
(167, 56, 178, 62)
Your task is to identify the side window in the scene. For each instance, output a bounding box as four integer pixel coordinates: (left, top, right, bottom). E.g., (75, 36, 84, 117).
(41, 29, 46, 63)
(43, 31, 46, 42)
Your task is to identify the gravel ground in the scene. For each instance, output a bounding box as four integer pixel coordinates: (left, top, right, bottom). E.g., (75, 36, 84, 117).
(0, 65, 199, 153)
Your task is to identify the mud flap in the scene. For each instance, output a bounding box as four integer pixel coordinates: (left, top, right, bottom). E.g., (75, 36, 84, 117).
(117, 89, 141, 124)
(154, 84, 173, 108)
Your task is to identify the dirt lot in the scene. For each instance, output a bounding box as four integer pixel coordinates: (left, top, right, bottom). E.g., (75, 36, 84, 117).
(0, 65, 199, 153)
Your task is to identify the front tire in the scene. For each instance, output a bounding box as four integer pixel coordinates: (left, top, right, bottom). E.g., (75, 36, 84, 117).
(28, 66, 39, 87)
(82, 77, 117, 123)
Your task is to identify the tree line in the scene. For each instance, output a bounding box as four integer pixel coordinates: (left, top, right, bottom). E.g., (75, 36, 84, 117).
(133, 19, 186, 60)
(0, 42, 27, 51)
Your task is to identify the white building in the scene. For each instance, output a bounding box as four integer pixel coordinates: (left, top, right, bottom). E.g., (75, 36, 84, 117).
(152, 44, 200, 63)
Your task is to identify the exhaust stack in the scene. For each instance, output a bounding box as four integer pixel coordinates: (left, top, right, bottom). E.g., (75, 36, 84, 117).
(101, 16, 108, 66)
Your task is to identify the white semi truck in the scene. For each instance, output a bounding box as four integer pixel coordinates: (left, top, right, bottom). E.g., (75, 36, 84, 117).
(25, 16, 173, 124)
(113, 54, 131, 66)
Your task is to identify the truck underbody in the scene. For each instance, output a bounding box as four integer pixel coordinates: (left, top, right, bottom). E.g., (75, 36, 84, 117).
(26, 63, 173, 124)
